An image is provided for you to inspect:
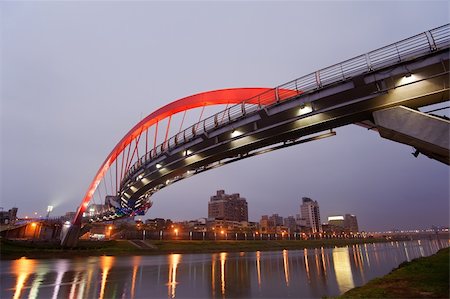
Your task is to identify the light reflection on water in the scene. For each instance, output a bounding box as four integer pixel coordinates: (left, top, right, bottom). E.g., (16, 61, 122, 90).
(1, 239, 448, 298)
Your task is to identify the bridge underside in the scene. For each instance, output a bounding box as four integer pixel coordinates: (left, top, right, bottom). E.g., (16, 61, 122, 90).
(373, 106, 450, 164)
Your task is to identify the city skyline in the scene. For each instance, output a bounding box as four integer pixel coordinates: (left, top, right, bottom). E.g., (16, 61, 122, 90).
(1, 2, 449, 232)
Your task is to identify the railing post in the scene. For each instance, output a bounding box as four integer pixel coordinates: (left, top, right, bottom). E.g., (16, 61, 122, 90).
(365, 53, 373, 71)
(395, 44, 401, 62)
(426, 31, 438, 51)
(315, 71, 322, 88)
(275, 87, 280, 103)
(241, 102, 246, 115)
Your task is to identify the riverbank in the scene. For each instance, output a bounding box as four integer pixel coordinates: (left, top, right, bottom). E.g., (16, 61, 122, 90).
(338, 247, 449, 298)
(1, 238, 387, 259)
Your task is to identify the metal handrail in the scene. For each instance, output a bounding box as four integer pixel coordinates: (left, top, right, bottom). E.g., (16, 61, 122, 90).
(122, 24, 450, 185)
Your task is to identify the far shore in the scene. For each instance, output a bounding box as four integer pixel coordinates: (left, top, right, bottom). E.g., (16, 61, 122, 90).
(1, 238, 391, 260)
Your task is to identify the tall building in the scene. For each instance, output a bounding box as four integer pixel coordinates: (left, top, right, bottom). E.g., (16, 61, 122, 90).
(300, 197, 322, 233)
(344, 214, 359, 233)
(208, 190, 248, 222)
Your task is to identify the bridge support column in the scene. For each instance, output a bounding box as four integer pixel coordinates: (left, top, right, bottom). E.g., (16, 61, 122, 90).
(60, 224, 81, 248)
(373, 106, 450, 164)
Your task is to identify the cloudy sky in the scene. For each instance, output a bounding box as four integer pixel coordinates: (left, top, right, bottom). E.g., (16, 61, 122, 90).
(1, 1, 449, 231)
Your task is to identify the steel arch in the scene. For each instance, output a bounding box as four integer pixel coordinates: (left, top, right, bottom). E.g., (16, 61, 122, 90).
(74, 87, 289, 224)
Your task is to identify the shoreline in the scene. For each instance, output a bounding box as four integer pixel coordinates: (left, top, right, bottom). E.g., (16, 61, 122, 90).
(1, 238, 389, 260)
(338, 247, 449, 298)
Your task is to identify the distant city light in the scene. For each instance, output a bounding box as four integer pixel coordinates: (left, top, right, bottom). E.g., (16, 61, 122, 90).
(47, 205, 53, 213)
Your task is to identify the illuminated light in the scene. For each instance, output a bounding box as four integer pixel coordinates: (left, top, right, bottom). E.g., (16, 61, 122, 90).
(220, 230, 225, 235)
(166, 180, 170, 185)
(83, 202, 88, 207)
(231, 130, 243, 138)
(399, 73, 416, 85)
(31, 222, 37, 228)
(184, 149, 192, 156)
(64, 221, 71, 227)
(299, 104, 313, 115)
(156, 163, 162, 169)
(47, 205, 53, 213)
(108, 226, 113, 230)
(328, 216, 344, 221)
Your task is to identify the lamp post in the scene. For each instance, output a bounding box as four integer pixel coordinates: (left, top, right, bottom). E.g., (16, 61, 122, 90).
(46, 205, 54, 219)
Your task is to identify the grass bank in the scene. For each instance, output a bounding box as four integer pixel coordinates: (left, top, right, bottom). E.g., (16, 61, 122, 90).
(338, 247, 449, 298)
(1, 238, 386, 259)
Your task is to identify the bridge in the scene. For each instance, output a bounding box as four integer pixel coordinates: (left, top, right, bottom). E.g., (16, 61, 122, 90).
(62, 24, 450, 247)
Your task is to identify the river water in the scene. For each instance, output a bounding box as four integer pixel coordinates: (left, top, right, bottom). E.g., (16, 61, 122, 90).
(1, 239, 448, 299)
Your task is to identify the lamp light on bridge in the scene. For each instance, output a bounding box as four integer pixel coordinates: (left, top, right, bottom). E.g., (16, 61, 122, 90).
(399, 72, 416, 85)
(298, 103, 313, 115)
(231, 129, 243, 138)
(156, 163, 162, 169)
(184, 149, 192, 156)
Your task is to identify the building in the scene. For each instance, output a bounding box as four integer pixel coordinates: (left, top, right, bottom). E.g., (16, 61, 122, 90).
(327, 214, 359, 233)
(300, 197, 322, 233)
(269, 214, 284, 226)
(259, 215, 273, 233)
(328, 215, 345, 227)
(208, 190, 248, 222)
(0, 207, 18, 224)
(284, 216, 297, 232)
(344, 214, 359, 233)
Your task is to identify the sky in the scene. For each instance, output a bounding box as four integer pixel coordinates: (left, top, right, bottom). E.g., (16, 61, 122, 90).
(1, 1, 449, 232)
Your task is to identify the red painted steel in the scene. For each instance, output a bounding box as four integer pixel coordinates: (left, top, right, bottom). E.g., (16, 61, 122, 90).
(73, 87, 298, 224)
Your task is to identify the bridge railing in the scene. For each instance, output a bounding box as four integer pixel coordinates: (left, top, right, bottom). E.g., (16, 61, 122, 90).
(123, 24, 449, 184)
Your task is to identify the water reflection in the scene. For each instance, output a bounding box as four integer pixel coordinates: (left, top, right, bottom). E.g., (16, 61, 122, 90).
(2, 239, 448, 299)
(168, 254, 181, 298)
(99, 256, 113, 299)
(332, 246, 355, 293)
(282, 250, 290, 286)
(256, 251, 261, 288)
(12, 258, 36, 299)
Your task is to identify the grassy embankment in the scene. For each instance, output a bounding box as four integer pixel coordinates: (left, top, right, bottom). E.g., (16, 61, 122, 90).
(338, 247, 449, 298)
(1, 238, 386, 259)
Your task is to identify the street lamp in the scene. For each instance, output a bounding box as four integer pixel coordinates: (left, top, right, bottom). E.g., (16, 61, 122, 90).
(46, 205, 54, 219)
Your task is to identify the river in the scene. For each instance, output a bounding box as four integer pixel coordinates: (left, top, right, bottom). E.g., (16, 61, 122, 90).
(1, 239, 448, 298)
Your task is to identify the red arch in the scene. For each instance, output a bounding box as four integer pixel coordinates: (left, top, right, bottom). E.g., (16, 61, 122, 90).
(74, 87, 298, 223)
